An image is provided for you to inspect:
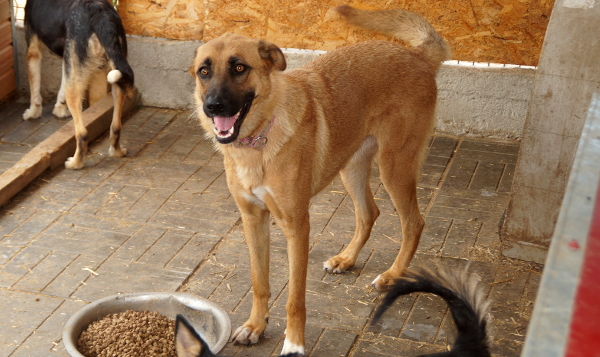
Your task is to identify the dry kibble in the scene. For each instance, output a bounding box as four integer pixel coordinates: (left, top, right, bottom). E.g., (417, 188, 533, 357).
(77, 310, 176, 357)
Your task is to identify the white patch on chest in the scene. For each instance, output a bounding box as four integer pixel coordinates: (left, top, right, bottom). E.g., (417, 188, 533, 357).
(240, 186, 273, 209)
(252, 186, 273, 203)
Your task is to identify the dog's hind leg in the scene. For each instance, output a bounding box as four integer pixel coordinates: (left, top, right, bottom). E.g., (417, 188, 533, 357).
(64, 75, 88, 170)
(324, 135, 380, 274)
(23, 35, 43, 120)
(371, 137, 426, 291)
(108, 83, 127, 158)
(52, 63, 70, 118)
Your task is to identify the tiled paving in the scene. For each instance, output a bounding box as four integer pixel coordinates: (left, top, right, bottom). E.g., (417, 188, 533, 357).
(0, 101, 74, 175)
(0, 105, 542, 357)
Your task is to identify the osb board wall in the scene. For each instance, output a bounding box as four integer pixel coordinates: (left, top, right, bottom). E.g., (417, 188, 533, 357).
(117, 0, 555, 66)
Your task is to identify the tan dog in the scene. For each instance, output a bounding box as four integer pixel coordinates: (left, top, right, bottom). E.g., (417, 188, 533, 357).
(191, 5, 450, 355)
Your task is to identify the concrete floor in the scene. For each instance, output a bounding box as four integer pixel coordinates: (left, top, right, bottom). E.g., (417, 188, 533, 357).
(0, 103, 542, 357)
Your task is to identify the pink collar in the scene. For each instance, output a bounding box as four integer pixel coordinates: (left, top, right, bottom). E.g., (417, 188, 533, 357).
(233, 116, 275, 150)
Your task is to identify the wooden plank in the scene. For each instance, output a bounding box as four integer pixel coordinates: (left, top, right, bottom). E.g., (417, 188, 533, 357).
(0, 0, 10, 22)
(0, 0, 9, 22)
(0, 68, 16, 99)
(0, 20, 11, 49)
(0, 44, 13, 74)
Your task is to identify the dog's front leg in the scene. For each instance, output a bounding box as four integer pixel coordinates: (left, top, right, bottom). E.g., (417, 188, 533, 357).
(231, 197, 271, 345)
(52, 63, 70, 118)
(23, 35, 43, 120)
(278, 212, 310, 356)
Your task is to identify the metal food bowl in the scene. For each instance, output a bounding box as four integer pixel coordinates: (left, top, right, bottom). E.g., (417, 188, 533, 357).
(63, 292, 231, 357)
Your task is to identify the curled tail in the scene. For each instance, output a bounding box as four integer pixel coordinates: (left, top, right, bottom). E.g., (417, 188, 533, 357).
(372, 267, 492, 357)
(89, 0, 134, 95)
(334, 5, 451, 70)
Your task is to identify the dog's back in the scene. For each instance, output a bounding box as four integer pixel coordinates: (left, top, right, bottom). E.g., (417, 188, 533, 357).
(24, 0, 134, 93)
(373, 267, 492, 357)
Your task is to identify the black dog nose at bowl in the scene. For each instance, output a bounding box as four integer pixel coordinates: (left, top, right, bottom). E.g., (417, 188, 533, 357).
(62, 292, 231, 357)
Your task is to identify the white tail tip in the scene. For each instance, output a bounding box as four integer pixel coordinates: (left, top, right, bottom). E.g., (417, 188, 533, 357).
(107, 70, 122, 83)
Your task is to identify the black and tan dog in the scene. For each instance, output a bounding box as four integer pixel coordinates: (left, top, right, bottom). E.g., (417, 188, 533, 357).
(191, 5, 450, 355)
(23, 0, 134, 169)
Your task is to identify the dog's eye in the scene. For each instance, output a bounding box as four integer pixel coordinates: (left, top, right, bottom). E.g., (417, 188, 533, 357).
(199, 67, 209, 77)
(235, 64, 245, 73)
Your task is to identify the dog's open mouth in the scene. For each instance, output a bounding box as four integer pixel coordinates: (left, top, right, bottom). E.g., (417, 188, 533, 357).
(211, 100, 252, 144)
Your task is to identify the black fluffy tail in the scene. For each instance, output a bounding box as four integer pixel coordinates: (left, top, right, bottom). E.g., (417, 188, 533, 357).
(372, 267, 492, 357)
(89, 0, 134, 95)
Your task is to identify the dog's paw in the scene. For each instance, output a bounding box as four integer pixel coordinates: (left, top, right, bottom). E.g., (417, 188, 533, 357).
(65, 156, 85, 170)
(108, 146, 127, 158)
(281, 338, 305, 356)
(23, 106, 42, 120)
(52, 103, 70, 118)
(231, 325, 262, 346)
(370, 274, 395, 292)
(323, 256, 354, 274)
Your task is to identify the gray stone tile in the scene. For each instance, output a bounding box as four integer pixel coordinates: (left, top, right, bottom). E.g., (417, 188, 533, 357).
(137, 131, 182, 159)
(310, 328, 357, 356)
(455, 149, 518, 165)
(54, 213, 142, 236)
(70, 182, 125, 215)
(42, 254, 104, 298)
(71, 260, 189, 302)
(460, 139, 520, 155)
(137, 228, 194, 266)
(31, 227, 130, 258)
(470, 161, 506, 191)
(11, 300, 85, 357)
(1, 114, 50, 144)
(121, 187, 173, 223)
(166, 233, 222, 272)
(164, 110, 202, 135)
(76, 155, 129, 185)
(427, 136, 459, 158)
(95, 184, 149, 218)
(107, 158, 199, 190)
(13, 250, 80, 293)
(161, 134, 205, 163)
(400, 293, 447, 343)
(440, 219, 482, 260)
(0, 246, 51, 287)
(22, 117, 69, 147)
(138, 108, 179, 133)
(0, 211, 61, 247)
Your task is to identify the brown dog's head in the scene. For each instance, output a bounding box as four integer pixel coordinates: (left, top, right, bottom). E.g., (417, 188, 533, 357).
(191, 33, 286, 145)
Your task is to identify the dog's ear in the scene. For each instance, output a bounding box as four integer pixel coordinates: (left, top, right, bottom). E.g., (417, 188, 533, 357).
(175, 314, 215, 357)
(258, 40, 286, 72)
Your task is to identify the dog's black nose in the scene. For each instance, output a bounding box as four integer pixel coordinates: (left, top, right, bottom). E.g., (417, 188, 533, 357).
(204, 97, 226, 116)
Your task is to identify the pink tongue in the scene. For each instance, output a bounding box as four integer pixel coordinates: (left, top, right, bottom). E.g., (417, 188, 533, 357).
(214, 116, 237, 132)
